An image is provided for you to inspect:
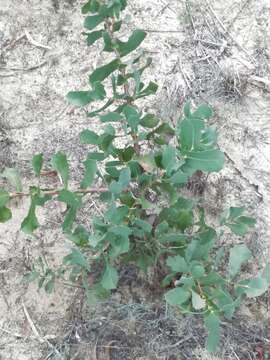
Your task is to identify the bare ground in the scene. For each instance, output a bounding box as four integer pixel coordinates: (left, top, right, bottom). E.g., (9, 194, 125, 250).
(0, 0, 270, 359)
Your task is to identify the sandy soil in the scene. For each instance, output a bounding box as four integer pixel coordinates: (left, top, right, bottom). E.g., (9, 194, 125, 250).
(0, 0, 270, 359)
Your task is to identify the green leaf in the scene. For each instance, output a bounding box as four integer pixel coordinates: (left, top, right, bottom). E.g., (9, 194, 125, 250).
(137, 81, 158, 98)
(223, 209, 256, 236)
(211, 288, 235, 319)
(21, 202, 39, 235)
(228, 244, 252, 278)
(185, 149, 225, 172)
(166, 256, 188, 273)
(66, 91, 93, 106)
(51, 152, 69, 189)
(87, 152, 107, 161)
(191, 264, 205, 279)
(2, 168, 22, 192)
(45, 278, 55, 294)
(117, 30, 146, 57)
(80, 159, 97, 189)
(162, 145, 176, 176)
(244, 277, 269, 298)
(101, 265, 119, 290)
(0, 206, 12, 223)
(192, 104, 213, 119)
(0, 189, 9, 207)
(89, 59, 120, 84)
(84, 14, 104, 30)
(100, 112, 124, 122)
(58, 190, 82, 232)
(85, 30, 103, 46)
(105, 204, 128, 225)
(140, 114, 160, 128)
(80, 129, 100, 145)
(110, 167, 131, 194)
(262, 263, 270, 283)
(68, 225, 90, 247)
(183, 102, 191, 117)
(180, 118, 204, 153)
(57, 190, 82, 208)
(123, 105, 140, 132)
(204, 313, 220, 353)
(21, 188, 51, 234)
(170, 170, 189, 185)
(191, 290, 206, 310)
(133, 218, 152, 234)
(165, 287, 191, 306)
(118, 167, 131, 188)
(82, 0, 100, 14)
(63, 248, 90, 270)
(32, 154, 43, 177)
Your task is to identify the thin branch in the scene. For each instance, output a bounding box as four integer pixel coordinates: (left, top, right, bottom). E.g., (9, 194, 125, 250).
(9, 187, 107, 199)
(142, 29, 182, 33)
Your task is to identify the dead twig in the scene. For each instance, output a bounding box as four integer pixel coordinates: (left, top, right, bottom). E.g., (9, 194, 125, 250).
(249, 75, 270, 92)
(205, 1, 255, 63)
(178, 58, 192, 92)
(22, 302, 44, 343)
(142, 29, 182, 33)
(159, 335, 192, 351)
(22, 303, 61, 356)
(24, 30, 52, 50)
(0, 326, 24, 339)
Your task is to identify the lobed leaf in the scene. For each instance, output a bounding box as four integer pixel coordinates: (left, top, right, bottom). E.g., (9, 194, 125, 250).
(51, 152, 69, 189)
(204, 313, 220, 352)
(80, 159, 97, 189)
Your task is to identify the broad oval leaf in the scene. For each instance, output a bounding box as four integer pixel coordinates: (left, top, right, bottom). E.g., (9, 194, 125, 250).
(243, 277, 269, 298)
(165, 287, 191, 306)
(84, 14, 104, 30)
(166, 255, 188, 273)
(228, 244, 252, 278)
(80, 129, 100, 145)
(101, 265, 119, 290)
(66, 91, 93, 106)
(185, 149, 225, 172)
(0, 206, 12, 223)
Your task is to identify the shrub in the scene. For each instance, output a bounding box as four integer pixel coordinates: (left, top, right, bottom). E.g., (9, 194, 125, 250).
(0, 0, 269, 352)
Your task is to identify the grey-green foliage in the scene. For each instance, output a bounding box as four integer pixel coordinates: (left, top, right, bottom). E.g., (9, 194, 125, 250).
(0, 0, 269, 353)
